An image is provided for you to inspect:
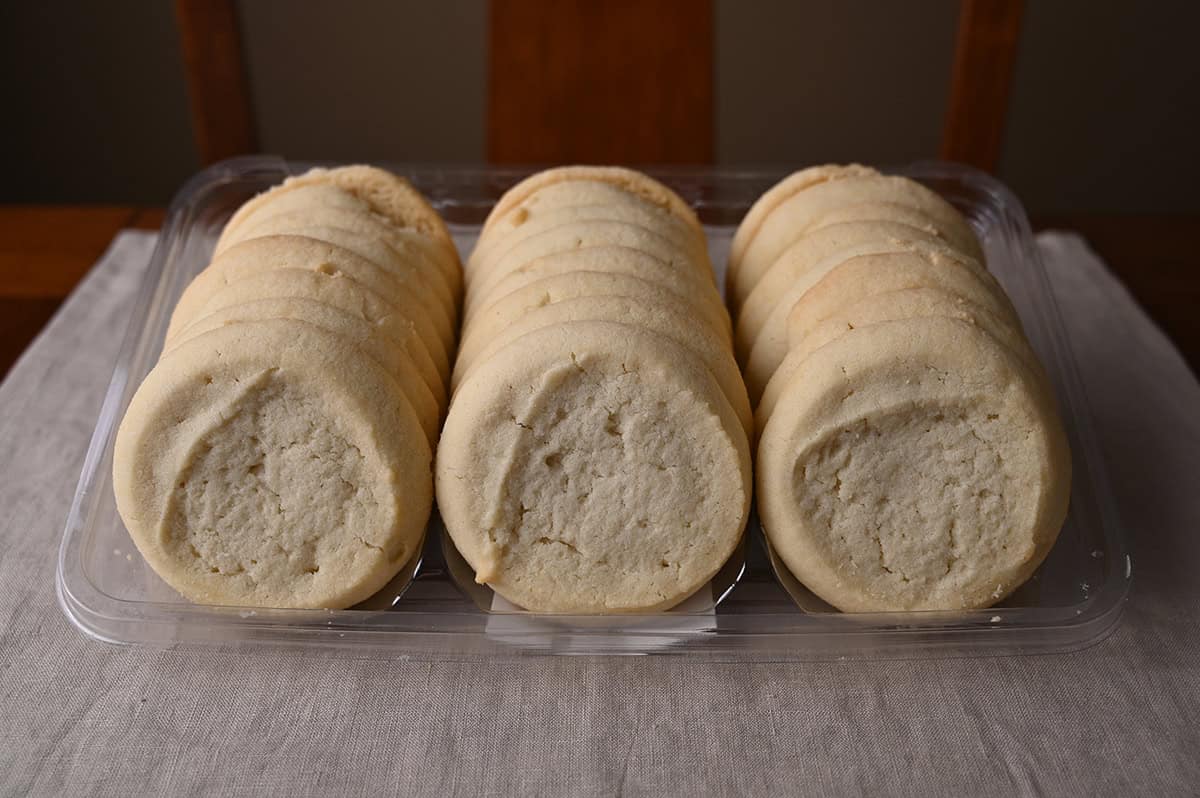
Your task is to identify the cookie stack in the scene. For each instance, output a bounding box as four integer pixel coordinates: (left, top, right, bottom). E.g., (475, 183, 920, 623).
(437, 166, 752, 613)
(113, 165, 462, 609)
(732, 164, 1071, 612)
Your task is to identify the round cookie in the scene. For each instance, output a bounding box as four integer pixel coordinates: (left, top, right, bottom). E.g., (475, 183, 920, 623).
(223, 165, 456, 258)
(481, 166, 703, 245)
(472, 188, 708, 273)
(801, 200, 983, 263)
(471, 201, 710, 284)
(437, 321, 751, 613)
(466, 219, 716, 312)
(727, 164, 878, 295)
(218, 183, 453, 300)
(218, 181, 379, 250)
(228, 217, 454, 337)
(463, 245, 726, 333)
(167, 236, 453, 368)
(175, 267, 450, 392)
(462, 271, 733, 364)
(756, 288, 1041, 428)
(735, 173, 980, 305)
(789, 287, 1037, 372)
(219, 204, 460, 319)
(784, 247, 1017, 346)
(743, 244, 1012, 403)
(451, 295, 753, 439)
(756, 317, 1071, 612)
(735, 221, 950, 362)
(732, 203, 980, 311)
(114, 319, 433, 609)
(286, 164, 456, 253)
(167, 297, 442, 446)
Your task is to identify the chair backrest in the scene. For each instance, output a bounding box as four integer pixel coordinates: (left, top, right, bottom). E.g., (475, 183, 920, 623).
(941, 0, 1024, 172)
(174, 0, 257, 165)
(487, 0, 713, 164)
(175, 0, 1022, 171)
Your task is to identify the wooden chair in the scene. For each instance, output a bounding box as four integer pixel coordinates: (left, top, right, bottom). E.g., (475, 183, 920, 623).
(175, 0, 1022, 172)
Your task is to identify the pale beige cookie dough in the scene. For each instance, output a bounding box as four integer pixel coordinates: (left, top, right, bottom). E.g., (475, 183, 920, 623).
(732, 203, 980, 311)
(167, 236, 452, 371)
(174, 266, 450, 392)
(743, 244, 1012, 403)
(167, 297, 442, 446)
(437, 321, 750, 613)
(223, 165, 456, 257)
(473, 180, 707, 271)
(481, 166, 703, 245)
(218, 181, 377, 250)
(727, 164, 878, 295)
(463, 245, 726, 334)
(757, 287, 1040, 428)
(756, 317, 1071, 612)
(218, 203, 460, 319)
(451, 295, 753, 438)
(735, 220, 949, 362)
(733, 170, 981, 305)
(802, 200, 983, 263)
(114, 319, 433, 609)
(784, 246, 1017, 345)
(218, 213, 453, 334)
(466, 218, 715, 312)
(462, 271, 734, 364)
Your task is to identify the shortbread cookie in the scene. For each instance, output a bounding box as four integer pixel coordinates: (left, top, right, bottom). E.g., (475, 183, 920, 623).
(218, 204, 459, 318)
(286, 164, 456, 252)
(216, 187, 451, 321)
(735, 221, 950, 362)
(472, 187, 708, 273)
(757, 288, 1041, 428)
(784, 247, 1017, 346)
(451, 295, 753, 438)
(743, 245, 1013, 402)
(800, 200, 983, 263)
(756, 317, 1070, 612)
(167, 297, 442, 445)
(732, 204, 980, 311)
(467, 219, 715, 312)
(437, 321, 751, 613)
(114, 319, 433, 609)
(463, 246, 726, 333)
(727, 164, 878, 295)
(223, 165, 455, 257)
(734, 171, 980, 304)
(481, 166, 703, 244)
(463, 271, 734, 363)
(789, 287, 1037, 372)
(218, 181, 379, 249)
(167, 236, 452, 367)
(175, 267, 450, 392)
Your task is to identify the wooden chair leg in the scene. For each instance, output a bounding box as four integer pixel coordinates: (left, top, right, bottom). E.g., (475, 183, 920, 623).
(941, 0, 1024, 172)
(175, 0, 258, 165)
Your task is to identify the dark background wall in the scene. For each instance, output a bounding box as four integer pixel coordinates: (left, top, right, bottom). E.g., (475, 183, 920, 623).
(2, 1, 1197, 212)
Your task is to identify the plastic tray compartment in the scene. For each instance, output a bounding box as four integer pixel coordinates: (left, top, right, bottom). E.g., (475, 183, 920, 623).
(57, 157, 1130, 660)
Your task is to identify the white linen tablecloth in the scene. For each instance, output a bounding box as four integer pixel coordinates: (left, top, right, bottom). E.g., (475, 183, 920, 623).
(1, 231, 1197, 796)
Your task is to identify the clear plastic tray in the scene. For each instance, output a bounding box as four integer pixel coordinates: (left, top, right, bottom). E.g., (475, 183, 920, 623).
(57, 156, 1130, 660)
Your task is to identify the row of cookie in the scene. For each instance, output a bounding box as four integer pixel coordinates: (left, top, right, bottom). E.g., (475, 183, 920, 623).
(436, 167, 752, 613)
(113, 166, 463, 609)
(729, 164, 1071, 612)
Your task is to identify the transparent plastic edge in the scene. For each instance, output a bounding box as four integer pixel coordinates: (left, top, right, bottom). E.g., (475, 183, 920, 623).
(55, 157, 1131, 659)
